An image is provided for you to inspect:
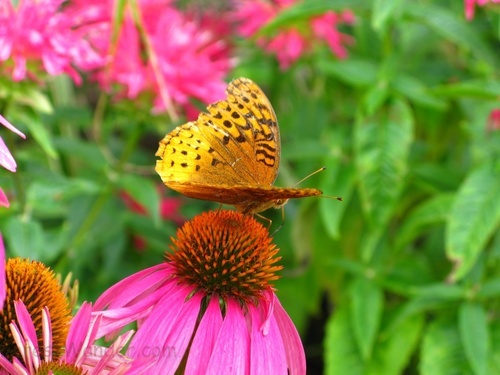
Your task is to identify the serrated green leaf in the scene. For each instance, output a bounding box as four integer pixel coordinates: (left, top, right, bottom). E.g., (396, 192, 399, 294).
(319, 163, 354, 239)
(447, 163, 500, 281)
(324, 307, 365, 375)
(355, 98, 414, 228)
(459, 302, 490, 375)
(4, 216, 45, 260)
(350, 277, 384, 360)
(395, 193, 454, 250)
(317, 59, 377, 87)
(421, 317, 474, 375)
(119, 174, 161, 226)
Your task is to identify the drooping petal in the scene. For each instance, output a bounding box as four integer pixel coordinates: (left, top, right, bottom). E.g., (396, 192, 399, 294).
(0, 115, 26, 139)
(185, 296, 223, 374)
(64, 302, 93, 363)
(205, 298, 250, 374)
(0, 137, 17, 172)
(272, 296, 306, 375)
(249, 304, 287, 375)
(126, 285, 202, 374)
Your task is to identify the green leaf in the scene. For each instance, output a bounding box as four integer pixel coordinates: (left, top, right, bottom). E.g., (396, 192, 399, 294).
(4, 216, 45, 260)
(431, 81, 500, 100)
(319, 163, 354, 239)
(16, 111, 57, 159)
(421, 317, 474, 375)
(478, 279, 500, 299)
(317, 59, 377, 87)
(393, 75, 447, 110)
(406, 4, 496, 66)
(459, 302, 490, 375)
(260, 0, 366, 34)
(372, 0, 404, 31)
(355, 98, 414, 228)
(324, 307, 365, 375)
(446, 163, 500, 281)
(395, 193, 455, 251)
(119, 174, 161, 226)
(368, 314, 424, 375)
(350, 277, 384, 360)
(26, 177, 100, 216)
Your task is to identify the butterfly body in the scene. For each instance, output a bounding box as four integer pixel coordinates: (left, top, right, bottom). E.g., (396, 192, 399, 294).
(155, 77, 323, 214)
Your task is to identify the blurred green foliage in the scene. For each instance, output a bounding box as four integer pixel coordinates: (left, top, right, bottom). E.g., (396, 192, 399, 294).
(1, 0, 500, 374)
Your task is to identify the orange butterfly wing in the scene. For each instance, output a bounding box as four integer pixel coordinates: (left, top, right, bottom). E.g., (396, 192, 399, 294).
(155, 77, 322, 214)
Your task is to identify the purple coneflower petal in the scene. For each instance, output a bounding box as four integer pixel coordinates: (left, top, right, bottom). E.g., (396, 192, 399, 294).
(185, 296, 223, 374)
(205, 298, 250, 374)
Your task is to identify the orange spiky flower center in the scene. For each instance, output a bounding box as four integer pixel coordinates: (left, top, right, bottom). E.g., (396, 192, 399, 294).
(167, 210, 283, 304)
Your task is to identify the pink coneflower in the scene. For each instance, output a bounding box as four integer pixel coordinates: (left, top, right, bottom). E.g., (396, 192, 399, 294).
(0, 0, 104, 83)
(465, 0, 500, 20)
(0, 300, 134, 374)
(66, 0, 233, 118)
(93, 210, 306, 374)
(0, 115, 25, 208)
(235, 0, 355, 70)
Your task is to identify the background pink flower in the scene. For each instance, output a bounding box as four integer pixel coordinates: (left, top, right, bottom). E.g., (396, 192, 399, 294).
(235, 0, 355, 70)
(465, 0, 500, 20)
(0, 0, 104, 82)
(67, 0, 233, 118)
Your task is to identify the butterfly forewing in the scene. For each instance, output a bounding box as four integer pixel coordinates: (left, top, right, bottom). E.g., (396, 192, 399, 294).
(155, 77, 324, 214)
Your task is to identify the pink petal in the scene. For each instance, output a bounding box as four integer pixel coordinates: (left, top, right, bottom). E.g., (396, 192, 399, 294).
(205, 298, 250, 374)
(65, 302, 93, 363)
(0, 189, 9, 207)
(272, 296, 306, 374)
(185, 296, 223, 374)
(14, 300, 40, 354)
(0, 137, 17, 172)
(42, 307, 52, 362)
(249, 304, 287, 374)
(0, 115, 25, 139)
(126, 287, 202, 374)
(94, 263, 173, 310)
(0, 234, 5, 310)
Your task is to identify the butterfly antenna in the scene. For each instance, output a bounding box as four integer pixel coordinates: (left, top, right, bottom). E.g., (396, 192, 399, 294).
(296, 167, 343, 201)
(294, 166, 327, 186)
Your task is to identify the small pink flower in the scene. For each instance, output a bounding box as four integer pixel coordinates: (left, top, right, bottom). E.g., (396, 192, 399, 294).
(93, 211, 306, 374)
(487, 108, 500, 131)
(235, 0, 355, 70)
(0, 301, 135, 374)
(0, 115, 25, 208)
(0, 0, 104, 83)
(465, 0, 500, 20)
(67, 0, 233, 118)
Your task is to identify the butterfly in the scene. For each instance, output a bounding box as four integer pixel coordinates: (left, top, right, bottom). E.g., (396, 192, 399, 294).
(155, 77, 323, 215)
